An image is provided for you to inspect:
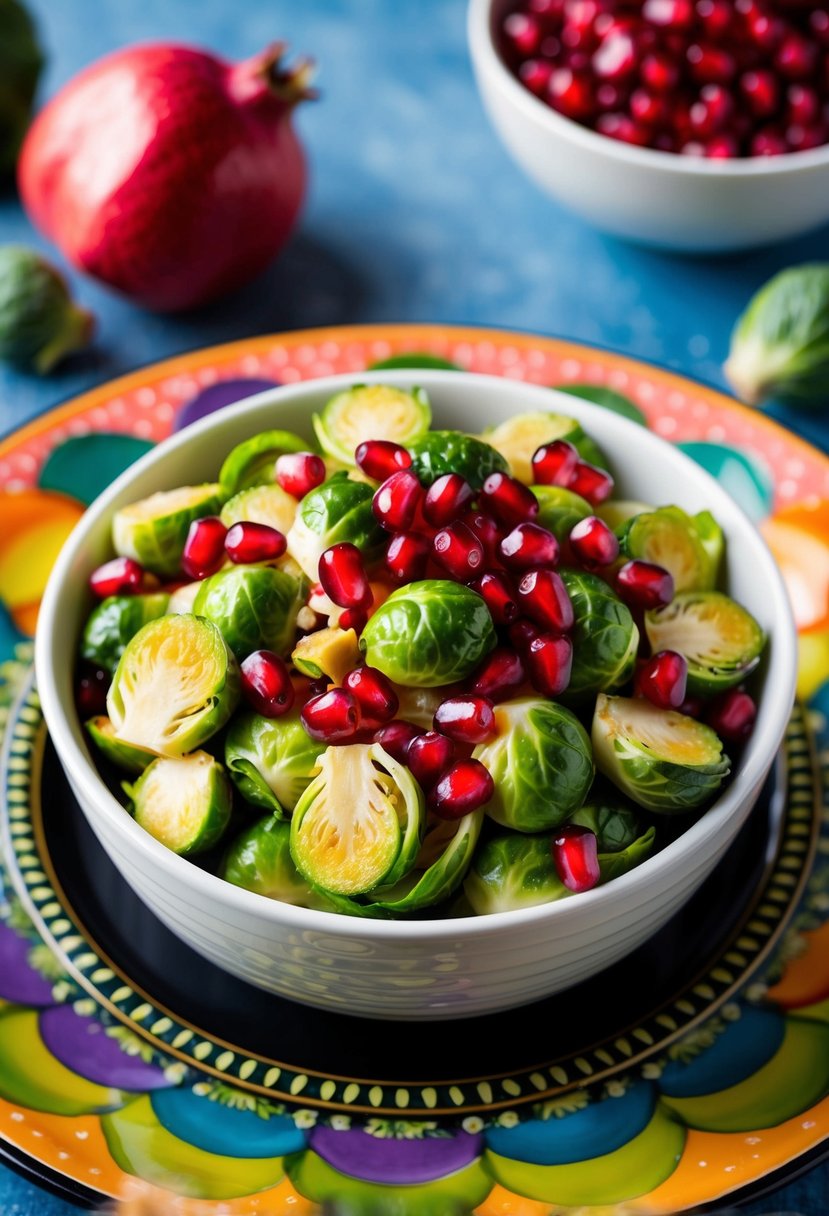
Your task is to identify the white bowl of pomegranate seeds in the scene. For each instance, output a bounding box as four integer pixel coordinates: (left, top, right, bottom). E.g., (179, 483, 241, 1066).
(469, 0, 829, 250)
(36, 371, 795, 1020)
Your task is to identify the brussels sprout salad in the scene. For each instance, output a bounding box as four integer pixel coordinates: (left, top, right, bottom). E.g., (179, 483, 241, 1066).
(76, 383, 766, 919)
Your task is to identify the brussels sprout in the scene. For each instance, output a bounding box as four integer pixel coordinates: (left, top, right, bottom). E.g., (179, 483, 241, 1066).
(112, 484, 223, 578)
(473, 698, 594, 833)
(393, 684, 444, 729)
(220, 483, 298, 536)
(85, 716, 154, 774)
(597, 499, 653, 530)
(484, 411, 607, 483)
(222, 815, 331, 908)
(192, 565, 301, 659)
(617, 506, 716, 593)
(555, 384, 647, 428)
(360, 580, 496, 687)
(367, 811, 484, 914)
(592, 694, 730, 813)
(286, 472, 384, 580)
(0, 0, 43, 178)
(0, 246, 94, 373)
(80, 592, 170, 676)
(645, 591, 765, 695)
(124, 750, 232, 856)
(224, 710, 324, 816)
(107, 614, 239, 757)
(313, 384, 432, 464)
(569, 793, 643, 853)
(218, 429, 306, 498)
(560, 570, 639, 698)
(598, 825, 656, 883)
(166, 582, 201, 615)
(532, 485, 593, 541)
(291, 626, 361, 683)
(724, 264, 829, 408)
(693, 510, 725, 586)
(408, 430, 508, 489)
(290, 743, 424, 896)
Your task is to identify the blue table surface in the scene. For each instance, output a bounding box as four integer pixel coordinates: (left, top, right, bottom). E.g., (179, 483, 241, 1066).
(1, 0, 828, 1211)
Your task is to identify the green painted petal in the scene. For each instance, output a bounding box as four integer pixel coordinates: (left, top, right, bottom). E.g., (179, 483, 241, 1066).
(369, 353, 461, 371)
(38, 434, 154, 505)
(678, 443, 774, 522)
(0, 1007, 123, 1115)
(555, 383, 647, 426)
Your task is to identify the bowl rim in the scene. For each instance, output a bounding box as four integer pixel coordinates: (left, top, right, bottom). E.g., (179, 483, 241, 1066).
(35, 368, 797, 944)
(467, 0, 829, 178)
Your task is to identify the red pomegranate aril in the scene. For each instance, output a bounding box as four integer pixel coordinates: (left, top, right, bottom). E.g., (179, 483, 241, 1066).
(225, 521, 286, 564)
(469, 647, 526, 702)
(678, 694, 705, 719)
(687, 44, 736, 85)
(532, 439, 579, 487)
(748, 13, 785, 52)
(519, 58, 553, 95)
(241, 650, 295, 718)
(529, 0, 565, 17)
(470, 570, 519, 625)
(548, 67, 594, 119)
(385, 532, 430, 583)
(680, 140, 706, 157)
(597, 112, 650, 145)
(481, 472, 539, 528)
(787, 122, 827, 152)
(616, 560, 674, 610)
(429, 759, 494, 819)
(319, 543, 371, 609)
(526, 631, 573, 696)
(434, 695, 497, 745)
(338, 605, 368, 633)
(596, 82, 628, 111)
(344, 665, 398, 723)
(373, 719, 424, 764)
(372, 469, 422, 532)
(407, 730, 456, 790)
(788, 85, 820, 127)
(695, 0, 732, 38)
(641, 52, 679, 92)
(301, 687, 361, 742)
(181, 517, 227, 580)
(423, 473, 474, 527)
(433, 521, 485, 580)
(552, 825, 600, 893)
(275, 452, 326, 499)
(740, 70, 779, 119)
(706, 689, 757, 743)
(503, 11, 542, 56)
(499, 521, 560, 570)
(568, 462, 614, 505)
(89, 556, 145, 598)
(751, 127, 789, 156)
(592, 29, 636, 81)
(509, 617, 542, 653)
(811, 10, 829, 47)
(462, 511, 503, 563)
(638, 649, 688, 710)
(354, 439, 412, 481)
(776, 34, 818, 80)
(642, 0, 694, 28)
(706, 133, 739, 157)
(690, 84, 734, 137)
(568, 515, 619, 567)
(630, 88, 668, 126)
(76, 662, 110, 717)
(517, 568, 574, 632)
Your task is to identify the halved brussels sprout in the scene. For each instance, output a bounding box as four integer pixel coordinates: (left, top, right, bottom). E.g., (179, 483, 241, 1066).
(221, 815, 331, 908)
(85, 716, 154, 774)
(483, 411, 607, 484)
(367, 811, 484, 914)
(124, 750, 232, 855)
(473, 698, 594, 833)
(112, 484, 223, 577)
(291, 626, 361, 684)
(617, 506, 717, 593)
(81, 592, 170, 675)
(532, 485, 593, 541)
(220, 483, 298, 536)
(592, 694, 731, 813)
(107, 614, 239, 757)
(645, 591, 765, 695)
(560, 570, 639, 698)
(290, 743, 424, 896)
(166, 582, 201, 615)
(693, 510, 725, 586)
(360, 580, 496, 687)
(597, 499, 653, 530)
(286, 472, 385, 580)
(224, 710, 324, 817)
(192, 565, 301, 659)
(597, 825, 656, 882)
(218, 429, 306, 498)
(408, 430, 507, 489)
(312, 384, 432, 465)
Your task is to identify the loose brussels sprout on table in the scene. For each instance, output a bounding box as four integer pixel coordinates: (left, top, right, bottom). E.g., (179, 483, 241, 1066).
(78, 381, 768, 919)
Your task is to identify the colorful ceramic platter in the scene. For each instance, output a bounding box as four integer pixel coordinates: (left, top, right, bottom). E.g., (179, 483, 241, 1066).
(1, 324, 829, 1214)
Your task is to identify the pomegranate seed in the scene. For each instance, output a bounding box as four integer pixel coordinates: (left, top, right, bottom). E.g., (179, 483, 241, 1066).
(225, 521, 286, 564)
(434, 695, 497, 745)
(385, 532, 430, 583)
(748, 12, 785, 52)
(319, 543, 371, 609)
(503, 11, 542, 56)
(499, 521, 560, 570)
(181, 517, 228, 580)
(568, 515, 619, 567)
(76, 662, 110, 717)
(344, 665, 398, 723)
(423, 473, 474, 528)
(687, 44, 736, 85)
(615, 560, 674, 609)
(355, 439, 412, 481)
(690, 84, 734, 137)
(641, 52, 679, 92)
(592, 29, 636, 81)
(429, 759, 495, 819)
(520, 58, 554, 95)
(301, 688, 361, 743)
(740, 70, 779, 119)
(596, 112, 650, 145)
(642, 0, 694, 28)
(529, 0, 565, 17)
(481, 472, 539, 528)
(532, 439, 579, 487)
(374, 719, 424, 763)
(548, 67, 595, 119)
(275, 452, 326, 499)
(776, 35, 818, 80)
(706, 133, 739, 157)
(468, 647, 526, 702)
(680, 141, 707, 157)
(517, 568, 574, 632)
(596, 82, 630, 112)
(462, 511, 504, 564)
(568, 462, 614, 505)
(786, 122, 828, 151)
(810, 10, 829, 48)
(552, 825, 600, 893)
(788, 84, 820, 127)
(470, 570, 519, 625)
(372, 470, 422, 532)
(678, 694, 705, 718)
(638, 650, 688, 709)
(526, 631, 573, 696)
(433, 521, 485, 580)
(695, 0, 732, 38)
(751, 127, 789, 156)
(338, 605, 369, 633)
(407, 730, 457, 789)
(89, 556, 145, 599)
(706, 689, 757, 743)
(630, 88, 668, 125)
(509, 618, 542, 653)
(241, 650, 295, 718)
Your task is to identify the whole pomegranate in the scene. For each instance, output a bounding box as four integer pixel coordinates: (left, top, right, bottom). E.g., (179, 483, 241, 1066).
(18, 42, 314, 311)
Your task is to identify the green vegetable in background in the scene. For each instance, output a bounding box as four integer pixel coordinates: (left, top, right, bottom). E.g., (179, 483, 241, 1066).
(408, 430, 507, 488)
(360, 580, 496, 686)
(286, 471, 384, 579)
(725, 264, 829, 408)
(221, 815, 330, 908)
(224, 710, 324, 817)
(532, 485, 593, 541)
(192, 564, 301, 659)
(124, 750, 233, 856)
(0, 0, 43, 178)
(0, 246, 94, 373)
(645, 590, 765, 695)
(313, 384, 432, 464)
(554, 383, 647, 427)
(81, 592, 170, 675)
(617, 506, 718, 593)
(112, 484, 223, 578)
(85, 716, 154, 774)
(560, 569, 639, 698)
(483, 411, 607, 484)
(218, 429, 306, 498)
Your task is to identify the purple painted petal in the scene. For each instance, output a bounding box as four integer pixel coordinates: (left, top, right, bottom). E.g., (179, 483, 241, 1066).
(39, 1005, 170, 1090)
(309, 1125, 483, 1184)
(0, 923, 56, 1006)
(174, 378, 279, 431)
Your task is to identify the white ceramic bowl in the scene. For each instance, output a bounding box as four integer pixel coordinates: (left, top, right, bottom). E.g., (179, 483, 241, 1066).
(468, 0, 829, 251)
(36, 370, 796, 1021)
